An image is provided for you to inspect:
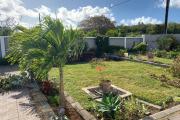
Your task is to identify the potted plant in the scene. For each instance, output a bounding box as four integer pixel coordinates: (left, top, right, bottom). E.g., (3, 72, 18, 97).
(147, 52, 154, 62)
(99, 80, 112, 94)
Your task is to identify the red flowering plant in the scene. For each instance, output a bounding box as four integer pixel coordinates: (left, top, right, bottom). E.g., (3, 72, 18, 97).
(41, 80, 53, 95)
(90, 58, 110, 82)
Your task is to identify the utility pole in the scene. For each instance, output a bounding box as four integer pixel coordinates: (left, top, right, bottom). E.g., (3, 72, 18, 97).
(39, 13, 41, 26)
(164, 0, 170, 34)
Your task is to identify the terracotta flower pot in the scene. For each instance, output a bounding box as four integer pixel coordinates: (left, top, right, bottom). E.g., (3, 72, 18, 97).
(147, 52, 154, 62)
(99, 80, 111, 94)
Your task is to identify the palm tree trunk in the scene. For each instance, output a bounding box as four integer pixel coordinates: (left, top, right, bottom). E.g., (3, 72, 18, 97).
(59, 64, 65, 118)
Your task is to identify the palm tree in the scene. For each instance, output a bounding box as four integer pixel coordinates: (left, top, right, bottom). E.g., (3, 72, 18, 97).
(34, 17, 85, 117)
(8, 17, 85, 118)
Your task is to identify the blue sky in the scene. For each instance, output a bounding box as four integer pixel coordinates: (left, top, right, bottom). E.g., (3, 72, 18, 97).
(0, 0, 180, 27)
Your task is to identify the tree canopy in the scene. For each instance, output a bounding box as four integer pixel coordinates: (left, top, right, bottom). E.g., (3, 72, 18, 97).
(78, 15, 115, 35)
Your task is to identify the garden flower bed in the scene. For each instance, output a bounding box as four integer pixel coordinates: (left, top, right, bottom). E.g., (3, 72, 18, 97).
(49, 61, 180, 118)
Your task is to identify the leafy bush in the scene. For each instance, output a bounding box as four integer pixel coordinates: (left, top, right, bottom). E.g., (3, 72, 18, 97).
(132, 42, 147, 53)
(95, 36, 109, 57)
(167, 51, 180, 59)
(118, 99, 147, 120)
(170, 56, 180, 78)
(114, 49, 127, 57)
(0, 73, 28, 92)
(153, 50, 180, 59)
(157, 35, 178, 51)
(106, 29, 119, 37)
(47, 95, 59, 106)
(97, 93, 121, 119)
(154, 50, 167, 58)
(41, 80, 53, 95)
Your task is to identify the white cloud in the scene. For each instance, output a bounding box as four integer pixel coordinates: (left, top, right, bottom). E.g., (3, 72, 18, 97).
(35, 5, 55, 18)
(120, 16, 162, 26)
(57, 6, 115, 28)
(0, 0, 38, 18)
(158, 0, 180, 8)
(0, 0, 115, 28)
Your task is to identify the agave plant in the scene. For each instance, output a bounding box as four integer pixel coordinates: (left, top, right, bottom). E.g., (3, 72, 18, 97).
(97, 93, 121, 119)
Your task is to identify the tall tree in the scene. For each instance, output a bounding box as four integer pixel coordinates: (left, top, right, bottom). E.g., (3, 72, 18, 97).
(0, 14, 18, 36)
(7, 16, 85, 118)
(79, 15, 115, 35)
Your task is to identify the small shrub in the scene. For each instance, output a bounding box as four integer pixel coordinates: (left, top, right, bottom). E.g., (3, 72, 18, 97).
(114, 49, 127, 57)
(97, 93, 121, 119)
(167, 51, 180, 59)
(132, 42, 147, 54)
(154, 50, 167, 58)
(129, 55, 134, 59)
(106, 29, 119, 37)
(0, 74, 28, 92)
(118, 99, 147, 120)
(95, 36, 109, 57)
(170, 56, 180, 78)
(47, 95, 59, 106)
(157, 35, 178, 51)
(41, 80, 53, 95)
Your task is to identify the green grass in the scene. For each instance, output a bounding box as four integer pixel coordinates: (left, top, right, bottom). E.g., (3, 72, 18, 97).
(49, 61, 180, 108)
(153, 57, 173, 64)
(132, 55, 173, 64)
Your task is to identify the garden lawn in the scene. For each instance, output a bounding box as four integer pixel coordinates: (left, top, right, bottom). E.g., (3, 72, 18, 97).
(49, 61, 180, 109)
(135, 55, 173, 64)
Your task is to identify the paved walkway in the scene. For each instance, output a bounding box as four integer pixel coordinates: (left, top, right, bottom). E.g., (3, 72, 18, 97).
(0, 89, 41, 120)
(161, 111, 180, 120)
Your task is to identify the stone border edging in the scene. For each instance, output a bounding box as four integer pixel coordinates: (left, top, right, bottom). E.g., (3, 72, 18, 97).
(30, 88, 57, 120)
(142, 104, 180, 120)
(82, 85, 132, 100)
(64, 91, 97, 120)
(136, 99, 162, 110)
(121, 57, 170, 68)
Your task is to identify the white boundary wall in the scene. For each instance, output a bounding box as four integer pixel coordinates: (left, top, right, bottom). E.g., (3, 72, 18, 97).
(86, 34, 180, 50)
(1, 34, 180, 58)
(0, 36, 10, 58)
(86, 36, 144, 50)
(144, 34, 180, 49)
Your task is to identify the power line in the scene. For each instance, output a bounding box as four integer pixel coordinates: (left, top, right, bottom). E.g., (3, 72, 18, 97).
(110, 0, 134, 8)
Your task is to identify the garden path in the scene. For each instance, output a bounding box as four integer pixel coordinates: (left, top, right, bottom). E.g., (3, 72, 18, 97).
(0, 89, 41, 120)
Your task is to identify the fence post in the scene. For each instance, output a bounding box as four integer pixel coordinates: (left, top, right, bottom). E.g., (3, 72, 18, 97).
(0, 36, 6, 58)
(142, 35, 145, 43)
(124, 37, 127, 49)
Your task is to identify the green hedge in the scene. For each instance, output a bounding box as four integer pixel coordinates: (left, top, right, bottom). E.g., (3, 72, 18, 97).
(95, 36, 109, 57)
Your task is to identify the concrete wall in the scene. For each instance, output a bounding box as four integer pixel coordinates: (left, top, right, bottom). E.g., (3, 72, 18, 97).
(0, 36, 9, 58)
(86, 36, 144, 50)
(86, 34, 180, 50)
(1, 34, 180, 58)
(144, 34, 180, 50)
